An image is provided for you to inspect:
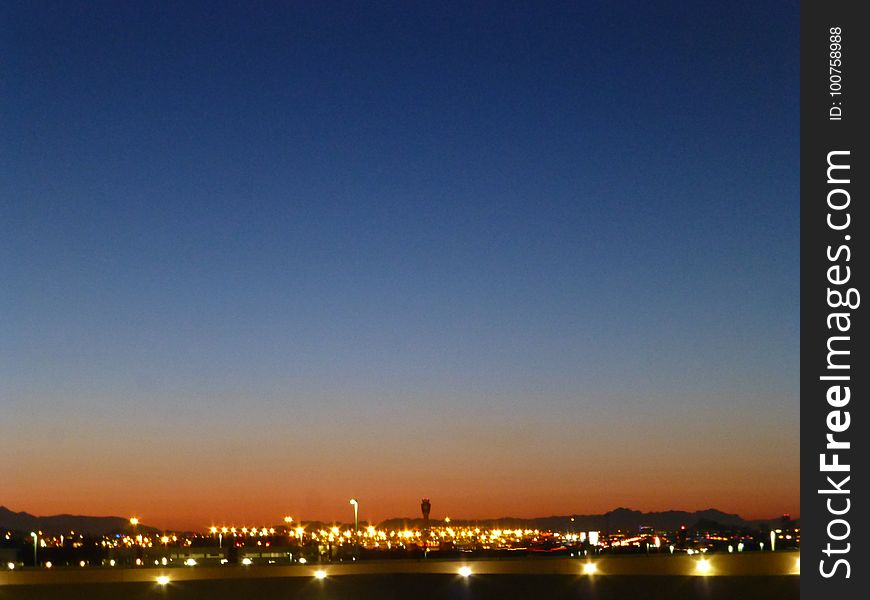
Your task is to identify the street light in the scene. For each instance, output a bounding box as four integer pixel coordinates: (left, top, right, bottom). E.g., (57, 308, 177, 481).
(349, 499, 359, 533)
(30, 532, 37, 566)
(128, 518, 141, 567)
(349, 499, 359, 559)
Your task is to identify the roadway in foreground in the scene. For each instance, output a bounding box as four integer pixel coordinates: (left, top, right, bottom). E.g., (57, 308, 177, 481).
(0, 552, 800, 600)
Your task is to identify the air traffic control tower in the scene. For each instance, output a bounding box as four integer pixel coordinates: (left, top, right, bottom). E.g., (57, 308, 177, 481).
(421, 498, 431, 536)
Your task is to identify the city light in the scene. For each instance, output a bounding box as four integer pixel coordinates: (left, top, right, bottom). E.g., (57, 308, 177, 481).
(0, 510, 800, 580)
(314, 569, 327, 580)
(6, 562, 14, 570)
(156, 575, 170, 586)
(129, 517, 139, 527)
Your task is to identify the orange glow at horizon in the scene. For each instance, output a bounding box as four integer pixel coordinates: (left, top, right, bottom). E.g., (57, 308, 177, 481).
(3, 395, 797, 531)
(4, 463, 798, 531)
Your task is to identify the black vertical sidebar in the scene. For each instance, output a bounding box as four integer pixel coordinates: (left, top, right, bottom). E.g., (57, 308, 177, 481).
(801, 0, 867, 598)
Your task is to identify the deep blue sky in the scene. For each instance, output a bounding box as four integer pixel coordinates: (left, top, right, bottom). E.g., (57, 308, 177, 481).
(1, 1, 798, 528)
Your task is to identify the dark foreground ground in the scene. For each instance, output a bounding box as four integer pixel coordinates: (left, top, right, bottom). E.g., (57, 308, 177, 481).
(0, 574, 799, 600)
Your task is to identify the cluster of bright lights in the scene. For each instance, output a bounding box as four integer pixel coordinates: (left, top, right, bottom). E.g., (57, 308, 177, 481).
(35, 514, 701, 554)
(207, 526, 278, 537)
(9, 513, 798, 574)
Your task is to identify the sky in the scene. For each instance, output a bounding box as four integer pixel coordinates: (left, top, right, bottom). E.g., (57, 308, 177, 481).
(1, 1, 799, 530)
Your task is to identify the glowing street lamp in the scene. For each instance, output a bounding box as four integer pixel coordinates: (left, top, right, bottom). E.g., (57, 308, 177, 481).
(30, 532, 37, 566)
(349, 499, 359, 533)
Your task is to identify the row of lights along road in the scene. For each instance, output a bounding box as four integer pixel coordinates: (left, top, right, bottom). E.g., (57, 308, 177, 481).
(151, 558, 800, 586)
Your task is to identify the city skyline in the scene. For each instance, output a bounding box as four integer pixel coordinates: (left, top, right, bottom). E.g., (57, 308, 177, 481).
(1, 1, 799, 532)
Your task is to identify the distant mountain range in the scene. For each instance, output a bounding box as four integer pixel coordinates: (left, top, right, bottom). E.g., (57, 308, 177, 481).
(0, 506, 157, 536)
(2, 505, 794, 536)
(379, 507, 794, 533)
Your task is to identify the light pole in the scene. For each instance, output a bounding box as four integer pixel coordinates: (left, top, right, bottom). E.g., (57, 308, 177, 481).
(349, 499, 359, 559)
(129, 517, 139, 567)
(30, 532, 37, 567)
(349, 499, 359, 533)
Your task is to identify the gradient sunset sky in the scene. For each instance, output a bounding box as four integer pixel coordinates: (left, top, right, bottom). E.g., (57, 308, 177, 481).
(1, 1, 798, 531)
